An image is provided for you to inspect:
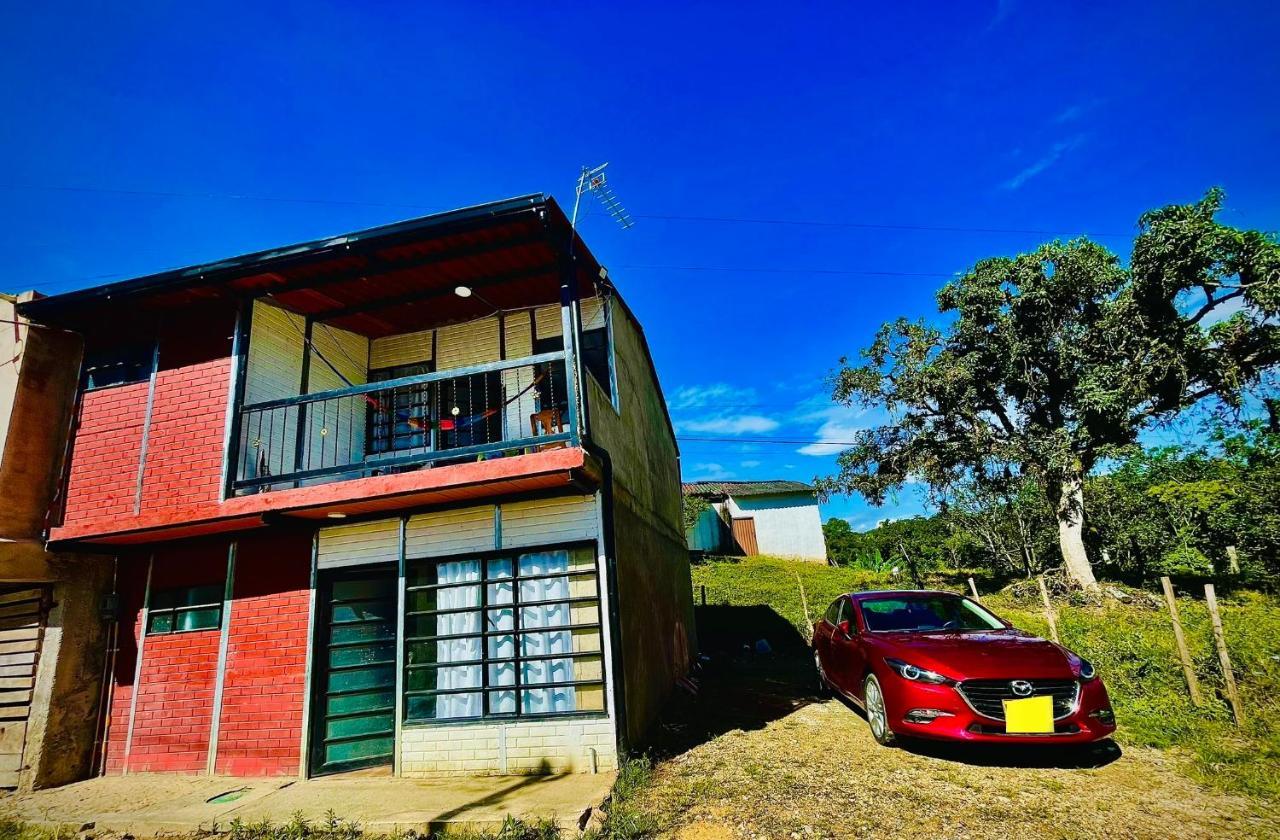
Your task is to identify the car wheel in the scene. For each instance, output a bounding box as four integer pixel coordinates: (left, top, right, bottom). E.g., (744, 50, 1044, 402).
(863, 673, 896, 746)
(814, 650, 833, 697)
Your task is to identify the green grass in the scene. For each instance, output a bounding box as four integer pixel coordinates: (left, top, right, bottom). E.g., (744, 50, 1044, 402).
(692, 555, 1280, 801)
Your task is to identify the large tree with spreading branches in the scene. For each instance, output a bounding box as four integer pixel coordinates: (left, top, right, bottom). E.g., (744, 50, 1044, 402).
(818, 189, 1280, 589)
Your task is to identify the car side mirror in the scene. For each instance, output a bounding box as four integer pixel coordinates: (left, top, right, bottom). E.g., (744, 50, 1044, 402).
(837, 619, 854, 639)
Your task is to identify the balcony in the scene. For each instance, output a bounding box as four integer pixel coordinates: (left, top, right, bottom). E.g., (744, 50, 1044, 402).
(232, 351, 577, 493)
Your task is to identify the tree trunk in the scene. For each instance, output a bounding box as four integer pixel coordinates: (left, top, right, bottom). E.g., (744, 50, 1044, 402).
(1055, 469, 1099, 590)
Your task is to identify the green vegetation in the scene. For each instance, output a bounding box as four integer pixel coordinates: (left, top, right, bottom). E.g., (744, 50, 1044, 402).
(821, 420, 1280, 592)
(817, 188, 1280, 588)
(692, 555, 1280, 801)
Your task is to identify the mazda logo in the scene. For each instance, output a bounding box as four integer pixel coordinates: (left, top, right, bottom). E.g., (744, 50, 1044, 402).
(1010, 680, 1034, 697)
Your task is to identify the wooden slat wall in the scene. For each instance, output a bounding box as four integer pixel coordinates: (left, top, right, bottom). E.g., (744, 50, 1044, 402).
(0, 586, 47, 789)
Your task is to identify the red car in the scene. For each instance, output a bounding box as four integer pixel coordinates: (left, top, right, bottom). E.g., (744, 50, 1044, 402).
(813, 590, 1116, 745)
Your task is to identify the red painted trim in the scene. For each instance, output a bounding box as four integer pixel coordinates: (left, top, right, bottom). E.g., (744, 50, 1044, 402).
(51, 447, 595, 545)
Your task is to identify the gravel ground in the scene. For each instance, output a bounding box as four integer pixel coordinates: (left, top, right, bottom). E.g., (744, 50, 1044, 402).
(631, 654, 1276, 840)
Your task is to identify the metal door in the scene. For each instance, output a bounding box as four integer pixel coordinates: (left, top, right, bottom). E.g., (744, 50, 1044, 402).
(731, 517, 759, 556)
(310, 567, 396, 776)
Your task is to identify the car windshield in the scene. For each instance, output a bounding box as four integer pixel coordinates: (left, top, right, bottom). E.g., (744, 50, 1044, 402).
(859, 596, 1005, 633)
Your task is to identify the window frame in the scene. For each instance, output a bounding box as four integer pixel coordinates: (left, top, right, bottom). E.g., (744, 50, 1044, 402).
(145, 583, 224, 635)
(82, 338, 157, 392)
(401, 539, 608, 726)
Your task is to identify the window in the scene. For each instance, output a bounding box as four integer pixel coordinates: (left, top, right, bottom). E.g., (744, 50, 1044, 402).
(84, 341, 154, 390)
(403, 543, 606, 723)
(860, 596, 1004, 633)
(824, 598, 842, 624)
(146, 584, 224, 634)
(366, 363, 433, 455)
(580, 327, 613, 401)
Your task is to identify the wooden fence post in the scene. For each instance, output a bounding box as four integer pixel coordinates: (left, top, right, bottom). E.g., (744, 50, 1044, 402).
(967, 577, 981, 602)
(1204, 584, 1245, 725)
(1037, 575, 1060, 643)
(1160, 576, 1202, 706)
(700, 584, 706, 607)
(795, 572, 811, 626)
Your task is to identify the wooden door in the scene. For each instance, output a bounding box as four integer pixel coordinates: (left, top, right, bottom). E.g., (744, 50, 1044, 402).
(0, 586, 48, 789)
(731, 517, 759, 556)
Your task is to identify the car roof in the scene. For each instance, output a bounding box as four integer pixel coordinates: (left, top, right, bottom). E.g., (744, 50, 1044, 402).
(847, 589, 961, 601)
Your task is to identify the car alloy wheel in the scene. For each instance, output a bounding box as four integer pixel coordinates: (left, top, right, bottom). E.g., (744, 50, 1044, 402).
(864, 673, 896, 746)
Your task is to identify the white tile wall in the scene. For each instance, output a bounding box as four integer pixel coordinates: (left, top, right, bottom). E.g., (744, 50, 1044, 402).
(317, 519, 399, 569)
(400, 717, 617, 776)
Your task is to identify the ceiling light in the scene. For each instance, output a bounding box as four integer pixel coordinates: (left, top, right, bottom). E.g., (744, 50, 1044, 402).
(454, 285, 473, 298)
(326, 512, 347, 519)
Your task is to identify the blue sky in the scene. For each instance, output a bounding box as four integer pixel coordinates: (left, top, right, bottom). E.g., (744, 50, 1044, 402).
(3, 2, 1278, 529)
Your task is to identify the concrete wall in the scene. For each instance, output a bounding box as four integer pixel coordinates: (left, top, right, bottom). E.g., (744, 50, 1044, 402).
(725, 493, 827, 562)
(582, 297, 695, 745)
(0, 294, 111, 792)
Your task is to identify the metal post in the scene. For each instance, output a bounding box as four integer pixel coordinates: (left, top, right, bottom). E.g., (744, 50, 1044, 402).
(298, 532, 320, 779)
(222, 300, 254, 498)
(393, 517, 407, 777)
(206, 541, 237, 774)
(122, 556, 154, 775)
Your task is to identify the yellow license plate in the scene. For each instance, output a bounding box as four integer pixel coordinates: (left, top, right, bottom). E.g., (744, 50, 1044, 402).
(1003, 696, 1054, 733)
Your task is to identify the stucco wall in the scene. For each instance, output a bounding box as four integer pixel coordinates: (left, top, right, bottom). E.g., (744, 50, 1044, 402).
(583, 298, 695, 745)
(725, 493, 827, 561)
(0, 294, 109, 791)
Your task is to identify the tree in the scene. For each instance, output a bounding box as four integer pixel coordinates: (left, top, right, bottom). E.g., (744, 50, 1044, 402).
(681, 493, 712, 535)
(818, 190, 1280, 589)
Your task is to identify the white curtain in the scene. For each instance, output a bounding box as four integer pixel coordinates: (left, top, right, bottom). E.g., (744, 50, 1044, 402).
(518, 550, 576, 713)
(435, 559, 482, 718)
(486, 558, 517, 714)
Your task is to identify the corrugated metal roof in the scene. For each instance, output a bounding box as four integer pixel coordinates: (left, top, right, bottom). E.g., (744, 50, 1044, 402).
(682, 480, 816, 498)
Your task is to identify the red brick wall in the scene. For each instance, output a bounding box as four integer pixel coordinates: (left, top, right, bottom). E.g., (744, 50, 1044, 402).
(61, 308, 235, 533)
(62, 382, 149, 524)
(120, 541, 228, 773)
(215, 531, 312, 775)
(103, 557, 147, 774)
(103, 533, 313, 776)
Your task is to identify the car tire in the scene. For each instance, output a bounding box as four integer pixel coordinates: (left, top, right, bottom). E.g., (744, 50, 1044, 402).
(814, 650, 832, 697)
(863, 673, 896, 747)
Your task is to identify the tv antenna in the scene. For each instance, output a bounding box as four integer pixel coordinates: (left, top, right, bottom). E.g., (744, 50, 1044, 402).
(571, 163, 634, 232)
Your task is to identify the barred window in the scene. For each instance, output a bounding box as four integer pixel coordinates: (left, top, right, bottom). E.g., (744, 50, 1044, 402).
(146, 583, 223, 634)
(403, 543, 606, 723)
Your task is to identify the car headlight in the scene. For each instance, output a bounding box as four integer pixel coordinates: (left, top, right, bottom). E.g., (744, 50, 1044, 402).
(1078, 658, 1097, 681)
(885, 658, 955, 686)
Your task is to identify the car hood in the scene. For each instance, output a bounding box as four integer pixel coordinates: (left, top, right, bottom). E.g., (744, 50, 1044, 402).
(871, 629, 1076, 681)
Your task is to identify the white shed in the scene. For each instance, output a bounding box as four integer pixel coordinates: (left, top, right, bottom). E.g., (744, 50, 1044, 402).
(684, 480, 827, 563)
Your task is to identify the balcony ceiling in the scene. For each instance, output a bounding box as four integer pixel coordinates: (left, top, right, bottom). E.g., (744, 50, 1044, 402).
(19, 194, 606, 337)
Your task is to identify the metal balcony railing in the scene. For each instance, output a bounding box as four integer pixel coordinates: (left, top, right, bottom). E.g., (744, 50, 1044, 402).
(231, 351, 575, 493)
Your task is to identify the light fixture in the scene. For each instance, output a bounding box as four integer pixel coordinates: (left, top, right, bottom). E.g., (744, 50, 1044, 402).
(326, 512, 347, 519)
(454, 285, 473, 298)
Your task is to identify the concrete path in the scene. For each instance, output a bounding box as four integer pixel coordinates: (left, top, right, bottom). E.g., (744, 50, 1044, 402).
(0, 771, 616, 835)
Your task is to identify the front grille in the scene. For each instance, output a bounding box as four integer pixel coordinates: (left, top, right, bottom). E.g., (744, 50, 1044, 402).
(956, 679, 1078, 721)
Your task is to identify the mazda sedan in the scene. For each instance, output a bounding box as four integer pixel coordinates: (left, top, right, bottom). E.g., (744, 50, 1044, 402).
(813, 590, 1116, 745)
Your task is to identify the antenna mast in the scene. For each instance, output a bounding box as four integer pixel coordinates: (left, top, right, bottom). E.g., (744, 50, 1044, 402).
(571, 163, 635, 235)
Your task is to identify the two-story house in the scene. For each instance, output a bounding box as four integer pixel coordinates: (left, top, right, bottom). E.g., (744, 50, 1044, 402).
(16, 194, 694, 781)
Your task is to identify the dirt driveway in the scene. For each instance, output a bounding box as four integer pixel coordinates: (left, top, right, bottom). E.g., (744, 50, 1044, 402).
(632, 611, 1274, 840)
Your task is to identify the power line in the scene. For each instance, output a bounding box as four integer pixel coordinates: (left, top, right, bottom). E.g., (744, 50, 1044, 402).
(677, 435, 858, 446)
(617, 264, 954, 278)
(0, 182, 1132, 238)
(634, 213, 1131, 239)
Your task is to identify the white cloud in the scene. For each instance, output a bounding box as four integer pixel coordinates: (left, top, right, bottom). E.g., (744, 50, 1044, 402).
(681, 414, 780, 435)
(797, 403, 871, 457)
(1001, 135, 1085, 191)
(1197, 293, 1249, 327)
(686, 462, 733, 481)
(740, 459, 761, 468)
(667, 382, 757, 411)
